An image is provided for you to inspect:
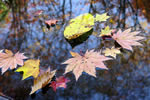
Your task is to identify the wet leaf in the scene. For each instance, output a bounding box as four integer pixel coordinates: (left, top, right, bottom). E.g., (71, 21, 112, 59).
(30, 69, 56, 95)
(62, 50, 112, 80)
(15, 59, 40, 80)
(112, 28, 145, 51)
(0, 49, 27, 74)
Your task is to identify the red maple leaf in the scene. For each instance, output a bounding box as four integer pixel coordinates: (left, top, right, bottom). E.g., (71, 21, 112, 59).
(50, 76, 70, 92)
(62, 50, 112, 80)
(112, 28, 144, 51)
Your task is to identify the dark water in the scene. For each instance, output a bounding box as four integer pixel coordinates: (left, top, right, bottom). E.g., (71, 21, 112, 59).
(0, 0, 150, 100)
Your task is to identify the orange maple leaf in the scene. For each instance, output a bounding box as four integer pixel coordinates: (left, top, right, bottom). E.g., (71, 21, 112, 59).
(0, 49, 27, 74)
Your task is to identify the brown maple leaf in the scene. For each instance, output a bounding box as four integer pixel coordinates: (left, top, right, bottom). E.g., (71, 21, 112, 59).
(112, 28, 144, 51)
(30, 69, 56, 95)
(0, 49, 27, 74)
(62, 50, 112, 80)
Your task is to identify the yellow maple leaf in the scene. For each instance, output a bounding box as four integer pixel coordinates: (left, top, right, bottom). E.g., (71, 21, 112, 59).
(15, 59, 40, 80)
(30, 69, 56, 95)
(70, 51, 80, 57)
(64, 13, 94, 40)
(99, 26, 112, 37)
(103, 47, 121, 58)
(95, 13, 110, 22)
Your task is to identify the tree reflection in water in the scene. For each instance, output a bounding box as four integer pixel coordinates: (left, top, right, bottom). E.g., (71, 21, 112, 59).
(0, 0, 149, 100)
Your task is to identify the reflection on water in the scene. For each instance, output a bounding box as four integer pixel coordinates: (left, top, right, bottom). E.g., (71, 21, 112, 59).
(0, 0, 150, 100)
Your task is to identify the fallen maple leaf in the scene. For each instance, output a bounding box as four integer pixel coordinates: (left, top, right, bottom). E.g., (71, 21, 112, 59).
(0, 49, 27, 74)
(15, 59, 40, 80)
(103, 47, 121, 58)
(50, 76, 70, 92)
(30, 69, 56, 95)
(62, 50, 112, 80)
(112, 28, 145, 51)
(95, 13, 110, 22)
(99, 26, 112, 37)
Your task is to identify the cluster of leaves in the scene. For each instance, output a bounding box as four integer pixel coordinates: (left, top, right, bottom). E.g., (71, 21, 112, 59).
(0, 12, 144, 96)
(63, 12, 144, 80)
(0, 50, 69, 94)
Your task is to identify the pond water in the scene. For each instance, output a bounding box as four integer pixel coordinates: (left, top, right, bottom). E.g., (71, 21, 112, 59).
(0, 0, 150, 100)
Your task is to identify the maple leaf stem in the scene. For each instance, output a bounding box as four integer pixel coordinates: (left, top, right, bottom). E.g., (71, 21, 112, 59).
(79, 50, 84, 56)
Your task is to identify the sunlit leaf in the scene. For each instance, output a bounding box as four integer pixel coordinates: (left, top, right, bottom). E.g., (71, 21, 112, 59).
(0, 49, 27, 74)
(64, 13, 94, 40)
(15, 59, 40, 80)
(95, 13, 110, 22)
(62, 50, 112, 80)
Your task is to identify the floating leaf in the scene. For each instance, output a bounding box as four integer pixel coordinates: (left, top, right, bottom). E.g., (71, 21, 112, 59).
(65, 28, 93, 48)
(50, 76, 70, 92)
(100, 26, 112, 37)
(103, 47, 121, 58)
(112, 28, 145, 51)
(30, 69, 56, 95)
(0, 49, 27, 74)
(95, 13, 110, 22)
(62, 50, 112, 80)
(64, 13, 94, 40)
(15, 59, 40, 80)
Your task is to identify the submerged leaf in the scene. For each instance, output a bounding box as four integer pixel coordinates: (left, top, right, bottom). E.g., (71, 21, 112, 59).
(62, 50, 111, 80)
(50, 76, 70, 92)
(112, 28, 145, 51)
(15, 59, 40, 80)
(103, 47, 121, 58)
(0, 49, 27, 74)
(30, 69, 56, 94)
